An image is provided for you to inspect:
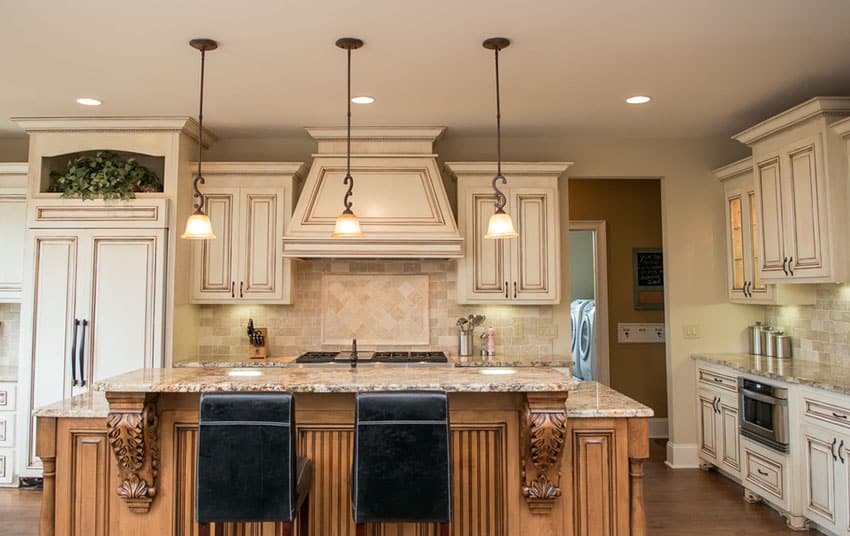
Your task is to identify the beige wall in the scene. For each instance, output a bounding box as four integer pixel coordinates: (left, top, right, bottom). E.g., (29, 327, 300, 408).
(569, 179, 666, 417)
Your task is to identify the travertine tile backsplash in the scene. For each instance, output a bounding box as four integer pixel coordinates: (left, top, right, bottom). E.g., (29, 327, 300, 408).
(766, 284, 850, 362)
(195, 260, 558, 361)
(0, 303, 21, 368)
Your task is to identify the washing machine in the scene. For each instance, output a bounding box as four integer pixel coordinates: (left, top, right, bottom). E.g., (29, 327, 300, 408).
(575, 300, 596, 381)
(570, 299, 591, 361)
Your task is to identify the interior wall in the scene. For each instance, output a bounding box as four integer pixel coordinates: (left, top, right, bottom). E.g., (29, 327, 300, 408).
(568, 230, 595, 300)
(568, 179, 667, 417)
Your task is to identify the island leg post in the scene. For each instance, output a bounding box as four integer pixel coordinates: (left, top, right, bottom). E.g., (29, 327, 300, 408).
(628, 418, 650, 536)
(36, 417, 57, 536)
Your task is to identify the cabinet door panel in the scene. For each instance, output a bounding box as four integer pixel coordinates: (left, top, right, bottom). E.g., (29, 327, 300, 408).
(0, 196, 26, 301)
(719, 402, 740, 474)
(192, 191, 238, 301)
(726, 193, 746, 299)
(28, 234, 79, 469)
(755, 157, 787, 277)
(86, 230, 165, 383)
(803, 427, 838, 531)
(462, 192, 507, 301)
(698, 394, 717, 461)
(787, 140, 827, 276)
(511, 189, 558, 302)
(239, 190, 282, 301)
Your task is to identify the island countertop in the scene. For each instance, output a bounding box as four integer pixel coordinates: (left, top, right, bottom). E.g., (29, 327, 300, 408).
(92, 364, 577, 393)
(173, 354, 572, 369)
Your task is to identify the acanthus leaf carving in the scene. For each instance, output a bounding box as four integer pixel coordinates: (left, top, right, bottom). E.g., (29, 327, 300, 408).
(106, 396, 160, 514)
(521, 393, 567, 515)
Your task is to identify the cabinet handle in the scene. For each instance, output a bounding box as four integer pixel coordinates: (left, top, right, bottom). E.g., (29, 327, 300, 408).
(782, 257, 789, 276)
(788, 256, 794, 277)
(505, 281, 509, 299)
(840, 440, 846, 464)
(832, 438, 838, 461)
(832, 412, 848, 420)
(747, 281, 752, 298)
(513, 281, 517, 299)
(70, 319, 80, 386)
(713, 377, 723, 383)
(756, 468, 769, 477)
(78, 319, 88, 387)
(743, 281, 749, 298)
(713, 397, 720, 414)
(240, 281, 244, 298)
(231, 282, 235, 298)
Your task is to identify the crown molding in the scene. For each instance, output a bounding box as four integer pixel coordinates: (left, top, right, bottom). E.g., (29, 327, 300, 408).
(444, 161, 573, 177)
(712, 156, 753, 182)
(832, 116, 850, 138)
(11, 116, 217, 147)
(732, 97, 850, 145)
(194, 161, 307, 177)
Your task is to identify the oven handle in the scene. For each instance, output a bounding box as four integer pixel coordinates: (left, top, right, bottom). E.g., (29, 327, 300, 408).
(741, 388, 787, 405)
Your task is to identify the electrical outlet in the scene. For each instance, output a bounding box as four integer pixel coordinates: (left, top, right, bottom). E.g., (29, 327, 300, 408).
(618, 323, 665, 343)
(683, 324, 700, 339)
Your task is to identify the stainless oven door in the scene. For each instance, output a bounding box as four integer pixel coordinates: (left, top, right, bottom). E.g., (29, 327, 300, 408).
(739, 380, 789, 452)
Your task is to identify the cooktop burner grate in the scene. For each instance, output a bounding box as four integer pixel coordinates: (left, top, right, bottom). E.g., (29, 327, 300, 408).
(295, 351, 341, 363)
(372, 351, 448, 363)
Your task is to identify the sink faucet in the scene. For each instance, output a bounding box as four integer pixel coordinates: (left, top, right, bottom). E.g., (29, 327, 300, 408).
(350, 338, 358, 369)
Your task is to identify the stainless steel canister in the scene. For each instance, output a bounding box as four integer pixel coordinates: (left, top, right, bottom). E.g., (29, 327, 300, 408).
(775, 334, 793, 359)
(749, 322, 765, 355)
(763, 328, 780, 358)
(458, 329, 473, 357)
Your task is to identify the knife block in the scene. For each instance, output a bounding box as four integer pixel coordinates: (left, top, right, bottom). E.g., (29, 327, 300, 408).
(248, 328, 269, 359)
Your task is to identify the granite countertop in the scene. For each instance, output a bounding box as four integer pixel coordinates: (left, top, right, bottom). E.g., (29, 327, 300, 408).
(35, 380, 652, 419)
(92, 365, 577, 394)
(174, 354, 572, 369)
(33, 392, 109, 418)
(566, 381, 654, 418)
(692, 353, 850, 396)
(0, 366, 17, 382)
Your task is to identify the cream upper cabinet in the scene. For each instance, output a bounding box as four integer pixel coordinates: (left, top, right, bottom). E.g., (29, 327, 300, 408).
(447, 162, 571, 305)
(0, 164, 27, 303)
(733, 97, 850, 284)
(190, 163, 305, 305)
(713, 158, 814, 305)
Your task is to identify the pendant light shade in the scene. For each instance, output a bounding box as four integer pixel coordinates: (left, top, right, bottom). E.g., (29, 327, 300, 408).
(483, 37, 518, 240)
(332, 37, 365, 238)
(182, 38, 217, 240)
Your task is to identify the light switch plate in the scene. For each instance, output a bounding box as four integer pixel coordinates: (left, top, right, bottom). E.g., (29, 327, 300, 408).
(618, 323, 665, 343)
(683, 324, 700, 339)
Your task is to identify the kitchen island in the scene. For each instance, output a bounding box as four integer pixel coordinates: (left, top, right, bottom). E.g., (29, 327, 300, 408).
(33, 366, 652, 536)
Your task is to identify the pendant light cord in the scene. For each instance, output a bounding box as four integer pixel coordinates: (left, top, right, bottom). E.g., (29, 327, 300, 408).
(193, 47, 207, 214)
(342, 46, 354, 212)
(491, 45, 507, 211)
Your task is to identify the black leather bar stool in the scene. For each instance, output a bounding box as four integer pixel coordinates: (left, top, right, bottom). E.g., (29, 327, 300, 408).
(196, 393, 312, 536)
(352, 392, 452, 536)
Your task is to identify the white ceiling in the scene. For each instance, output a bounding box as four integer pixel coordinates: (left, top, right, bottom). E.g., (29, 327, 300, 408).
(2, 0, 850, 140)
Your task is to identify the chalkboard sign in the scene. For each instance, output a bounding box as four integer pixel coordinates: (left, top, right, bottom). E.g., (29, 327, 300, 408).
(633, 248, 664, 310)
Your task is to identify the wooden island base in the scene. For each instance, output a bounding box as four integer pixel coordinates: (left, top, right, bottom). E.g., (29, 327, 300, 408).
(36, 389, 649, 536)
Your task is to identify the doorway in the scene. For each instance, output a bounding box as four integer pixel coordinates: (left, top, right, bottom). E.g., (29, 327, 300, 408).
(569, 221, 609, 384)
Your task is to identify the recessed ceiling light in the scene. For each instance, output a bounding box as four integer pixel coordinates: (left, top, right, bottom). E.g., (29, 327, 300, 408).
(351, 96, 375, 104)
(626, 95, 652, 105)
(76, 97, 102, 106)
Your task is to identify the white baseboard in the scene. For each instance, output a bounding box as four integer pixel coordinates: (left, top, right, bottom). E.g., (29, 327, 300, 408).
(649, 418, 668, 439)
(665, 441, 699, 469)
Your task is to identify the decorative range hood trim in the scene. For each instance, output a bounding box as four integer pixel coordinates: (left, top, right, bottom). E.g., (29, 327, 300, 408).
(283, 126, 463, 259)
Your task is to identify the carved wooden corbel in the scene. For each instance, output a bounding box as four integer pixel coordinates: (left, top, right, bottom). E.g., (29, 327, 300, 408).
(106, 393, 160, 514)
(521, 392, 568, 514)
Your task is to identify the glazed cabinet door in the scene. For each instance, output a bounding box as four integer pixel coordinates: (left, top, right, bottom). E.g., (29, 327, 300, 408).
(697, 391, 718, 464)
(725, 188, 749, 301)
(755, 155, 788, 281)
(802, 423, 840, 533)
(784, 136, 830, 280)
(81, 229, 166, 385)
(191, 189, 239, 303)
(457, 187, 509, 303)
(509, 188, 559, 304)
(26, 232, 81, 470)
(0, 195, 26, 302)
(717, 397, 741, 476)
(236, 188, 286, 303)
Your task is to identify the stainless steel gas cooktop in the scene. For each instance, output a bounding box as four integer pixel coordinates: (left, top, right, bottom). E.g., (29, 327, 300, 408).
(295, 351, 448, 364)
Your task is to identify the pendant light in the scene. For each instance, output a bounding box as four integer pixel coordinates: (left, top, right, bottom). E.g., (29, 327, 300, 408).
(182, 38, 218, 240)
(483, 37, 519, 240)
(331, 37, 365, 238)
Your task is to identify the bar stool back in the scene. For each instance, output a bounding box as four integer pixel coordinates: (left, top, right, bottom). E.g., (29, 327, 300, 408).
(352, 392, 452, 536)
(196, 392, 312, 536)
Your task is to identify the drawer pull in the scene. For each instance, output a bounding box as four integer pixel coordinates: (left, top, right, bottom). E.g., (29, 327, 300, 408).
(832, 412, 848, 420)
(713, 378, 723, 383)
(757, 468, 769, 477)
(840, 440, 846, 464)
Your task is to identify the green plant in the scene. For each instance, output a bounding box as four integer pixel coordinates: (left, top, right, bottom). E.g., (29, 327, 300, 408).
(50, 151, 162, 201)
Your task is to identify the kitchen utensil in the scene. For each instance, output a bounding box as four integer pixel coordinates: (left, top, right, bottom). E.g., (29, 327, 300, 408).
(458, 329, 473, 358)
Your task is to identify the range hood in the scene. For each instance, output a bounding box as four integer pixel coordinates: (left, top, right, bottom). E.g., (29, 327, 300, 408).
(283, 126, 463, 258)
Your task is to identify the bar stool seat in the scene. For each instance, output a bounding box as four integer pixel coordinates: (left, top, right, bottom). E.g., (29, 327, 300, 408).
(196, 392, 312, 536)
(352, 392, 452, 535)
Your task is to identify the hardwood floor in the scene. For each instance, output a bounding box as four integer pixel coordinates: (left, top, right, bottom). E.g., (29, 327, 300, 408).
(0, 439, 821, 535)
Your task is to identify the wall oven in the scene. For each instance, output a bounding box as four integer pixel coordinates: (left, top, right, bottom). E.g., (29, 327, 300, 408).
(739, 378, 789, 453)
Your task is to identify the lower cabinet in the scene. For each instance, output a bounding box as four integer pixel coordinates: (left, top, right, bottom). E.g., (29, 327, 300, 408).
(695, 365, 741, 480)
(802, 423, 843, 533)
